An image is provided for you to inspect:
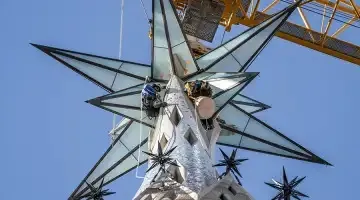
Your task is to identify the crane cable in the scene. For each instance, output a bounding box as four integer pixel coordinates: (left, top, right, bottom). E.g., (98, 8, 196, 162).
(140, 0, 150, 22)
(136, 84, 146, 179)
(116, 0, 147, 179)
(280, 0, 360, 28)
(114, 0, 150, 135)
(111, 0, 126, 142)
(135, 0, 156, 179)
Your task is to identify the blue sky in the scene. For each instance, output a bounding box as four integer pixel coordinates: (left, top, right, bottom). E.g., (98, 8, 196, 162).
(1, 0, 360, 199)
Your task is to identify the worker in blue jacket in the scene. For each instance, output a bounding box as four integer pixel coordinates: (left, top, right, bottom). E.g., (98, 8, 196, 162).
(141, 78, 167, 118)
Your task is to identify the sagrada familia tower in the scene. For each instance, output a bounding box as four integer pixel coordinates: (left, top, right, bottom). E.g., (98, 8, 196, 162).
(32, 0, 329, 199)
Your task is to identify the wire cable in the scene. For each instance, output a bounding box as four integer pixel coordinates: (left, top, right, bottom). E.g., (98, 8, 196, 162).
(110, 0, 126, 144)
(280, 0, 360, 28)
(140, 0, 151, 22)
(135, 86, 146, 179)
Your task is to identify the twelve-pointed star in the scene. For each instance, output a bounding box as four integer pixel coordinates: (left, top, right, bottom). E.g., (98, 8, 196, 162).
(31, 0, 330, 199)
(213, 148, 248, 185)
(265, 166, 309, 200)
(77, 178, 115, 200)
(142, 142, 178, 182)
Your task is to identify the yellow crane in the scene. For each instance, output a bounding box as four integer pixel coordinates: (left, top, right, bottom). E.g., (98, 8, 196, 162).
(171, 0, 360, 65)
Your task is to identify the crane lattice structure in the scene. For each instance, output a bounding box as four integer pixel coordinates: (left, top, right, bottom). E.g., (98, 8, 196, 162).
(173, 0, 360, 65)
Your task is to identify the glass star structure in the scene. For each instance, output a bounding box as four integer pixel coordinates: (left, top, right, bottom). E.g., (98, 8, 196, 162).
(31, 0, 330, 199)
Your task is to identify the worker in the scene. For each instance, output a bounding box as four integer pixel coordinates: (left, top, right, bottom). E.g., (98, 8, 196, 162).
(200, 81, 212, 97)
(185, 80, 212, 101)
(191, 80, 202, 94)
(141, 82, 166, 118)
(148, 19, 153, 39)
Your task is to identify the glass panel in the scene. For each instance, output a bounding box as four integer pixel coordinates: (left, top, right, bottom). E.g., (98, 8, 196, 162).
(219, 104, 311, 156)
(120, 63, 151, 78)
(52, 52, 147, 92)
(186, 72, 215, 82)
(231, 14, 287, 66)
(197, 46, 228, 69)
(234, 103, 260, 114)
(207, 50, 243, 72)
(153, 0, 168, 48)
(240, 136, 305, 159)
(118, 117, 131, 127)
(188, 72, 245, 82)
(208, 76, 246, 90)
(243, 118, 311, 156)
(218, 104, 250, 131)
(223, 28, 259, 51)
(160, 0, 198, 76)
(232, 94, 269, 113)
(199, 73, 225, 80)
(102, 105, 155, 126)
(233, 94, 258, 104)
(172, 42, 197, 75)
(111, 118, 132, 139)
(102, 92, 142, 108)
(213, 82, 246, 110)
(52, 53, 117, 89)
(163, 0, 185, 47)
(72, 125, 149, 197)
(223, 10, 284, 50)
(103, 156, 138, 183)
(56, 50, 122, 70)
(217, 134, 305, 159)
(111, 74, 144, 92)
(138, 141, 150, 162)
(121, 123, 151, 151)
(107, 85, 143, 98)
(86, 143, 128, 183)
(205, 73, 243, 80)
(153, 47, 172, 80)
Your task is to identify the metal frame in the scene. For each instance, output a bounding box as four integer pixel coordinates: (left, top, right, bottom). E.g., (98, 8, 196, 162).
(173, 0, 360, 66)
(185, 1, 297, 80)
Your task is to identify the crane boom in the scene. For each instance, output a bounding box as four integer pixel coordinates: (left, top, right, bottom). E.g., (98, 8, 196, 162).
(173, 0, 360, 66)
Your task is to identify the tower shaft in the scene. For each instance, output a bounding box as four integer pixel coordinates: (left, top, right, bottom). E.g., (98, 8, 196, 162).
(134, 76, 253, 200)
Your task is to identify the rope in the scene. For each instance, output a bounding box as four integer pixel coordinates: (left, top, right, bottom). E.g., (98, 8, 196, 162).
(139, 0, 151, 22)
(133, 0, 153, 167)
(135, 85, 146, 179)
(118, 0, 125, 59)
(110, 0, 126, 144)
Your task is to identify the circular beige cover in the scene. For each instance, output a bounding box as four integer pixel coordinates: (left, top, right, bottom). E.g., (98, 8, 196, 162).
(195, 96, 215, 119)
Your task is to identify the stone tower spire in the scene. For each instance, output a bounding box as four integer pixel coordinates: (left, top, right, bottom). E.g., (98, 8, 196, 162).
(134, 75, 219, 199)
(133, 72, 257, 200)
